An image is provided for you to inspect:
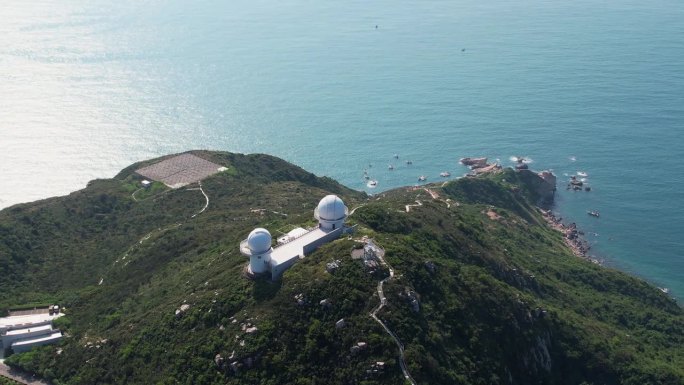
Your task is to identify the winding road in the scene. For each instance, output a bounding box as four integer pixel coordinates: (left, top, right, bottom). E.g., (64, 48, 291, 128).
(116, 182, 209, 266)
(405, 200, 422, 213)
(348, 204, 366, 216)
(189, 182, 209, 218)
(369, 245, 418, 385)
(130, 187, 143, 202)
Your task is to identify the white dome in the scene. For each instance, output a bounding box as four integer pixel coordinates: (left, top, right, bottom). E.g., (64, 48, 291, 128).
(316, 195, 348, 221)
(247, 228, 272, 254)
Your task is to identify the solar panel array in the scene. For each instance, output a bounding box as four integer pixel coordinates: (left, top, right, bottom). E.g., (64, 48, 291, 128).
(135, 153, 223, 188)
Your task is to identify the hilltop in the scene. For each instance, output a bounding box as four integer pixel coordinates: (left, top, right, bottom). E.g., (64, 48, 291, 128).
(0, 151, 682, 385)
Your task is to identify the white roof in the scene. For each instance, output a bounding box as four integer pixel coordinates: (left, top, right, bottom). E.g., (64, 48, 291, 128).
(315, 195, 348, 221)
(288, 227, 309, 238)
(5, 323, 52, 336)
(0, 313, 62, 329)
(270, 228, 329, 266)
(277, 227, 309, 244)
(12, 331, 62, 347)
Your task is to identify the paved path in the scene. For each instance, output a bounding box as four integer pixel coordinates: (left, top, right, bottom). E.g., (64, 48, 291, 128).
(189, 182, 209, 218)
(369, 244, 418, 385)
(406, 189, 452, 211)
(131, 187, 143, 202)
(0, 363, 51, 385)
(423, 188, 439, 200)
(348, 204, 366, 216)
(118, 182, 209, 266)
(405, 200, 422, 213)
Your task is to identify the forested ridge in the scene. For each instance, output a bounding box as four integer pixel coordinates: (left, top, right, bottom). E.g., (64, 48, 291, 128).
(1, 151, 681, 385)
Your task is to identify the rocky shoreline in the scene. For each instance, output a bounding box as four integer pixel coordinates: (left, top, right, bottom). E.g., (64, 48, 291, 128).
(541, 209, 602, 265)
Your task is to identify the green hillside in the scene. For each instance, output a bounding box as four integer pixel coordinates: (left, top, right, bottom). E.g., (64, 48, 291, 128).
(1, 151, 682, 385)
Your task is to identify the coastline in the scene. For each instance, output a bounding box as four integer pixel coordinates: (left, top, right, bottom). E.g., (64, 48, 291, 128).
(540, 209, 602, 265)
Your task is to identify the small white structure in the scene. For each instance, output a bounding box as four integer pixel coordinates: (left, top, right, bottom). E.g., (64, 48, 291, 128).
(241, 195, 349, 280)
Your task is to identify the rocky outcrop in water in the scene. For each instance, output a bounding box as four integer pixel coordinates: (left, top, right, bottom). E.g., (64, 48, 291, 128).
(516, 169, 557, 208)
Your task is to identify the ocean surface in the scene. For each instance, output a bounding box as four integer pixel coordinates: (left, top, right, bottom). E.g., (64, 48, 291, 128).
(1, 0, 683, 300)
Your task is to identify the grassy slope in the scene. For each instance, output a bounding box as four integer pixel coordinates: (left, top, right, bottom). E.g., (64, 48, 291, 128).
(0, 151, 360, 310)
(0, 153, 682, 385)
(356, 173, 682, 384)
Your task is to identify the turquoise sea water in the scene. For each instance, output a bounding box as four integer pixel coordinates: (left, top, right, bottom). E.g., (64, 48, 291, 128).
(1, 0, 683, 300)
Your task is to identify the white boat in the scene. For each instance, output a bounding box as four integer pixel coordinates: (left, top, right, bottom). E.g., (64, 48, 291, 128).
(393, 154, 399, 159)
(418, 175, 427, 182)
(577, 171, 588, 177)
(440, 171, 451, 177)
(388, 164, 394, 170)
(367, 180, 378, 188)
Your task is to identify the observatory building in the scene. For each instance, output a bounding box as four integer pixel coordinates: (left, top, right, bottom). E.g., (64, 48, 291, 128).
(240, 195, 349, 280)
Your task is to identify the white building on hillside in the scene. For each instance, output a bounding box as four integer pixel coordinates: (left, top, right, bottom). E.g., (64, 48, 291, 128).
(240, 195, 349, 280)
(0, 311, 63, 354)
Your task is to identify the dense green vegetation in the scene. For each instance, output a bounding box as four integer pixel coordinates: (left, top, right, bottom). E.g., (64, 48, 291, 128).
(0, 151, 682, 385)
(0, 376, 22, 385)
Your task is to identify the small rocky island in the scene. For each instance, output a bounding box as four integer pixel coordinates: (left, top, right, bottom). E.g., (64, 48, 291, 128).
(0, 151, 681, 385)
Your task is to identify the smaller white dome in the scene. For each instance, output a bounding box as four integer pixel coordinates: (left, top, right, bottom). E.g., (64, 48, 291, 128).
(316, 195, 348, 221)
(247, 228, 272, 254)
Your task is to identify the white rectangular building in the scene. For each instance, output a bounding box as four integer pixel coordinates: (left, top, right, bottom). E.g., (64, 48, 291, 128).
(11, 331, 64, 354)
(269, 227, 343, 279)
(0, 312, 63, 354)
